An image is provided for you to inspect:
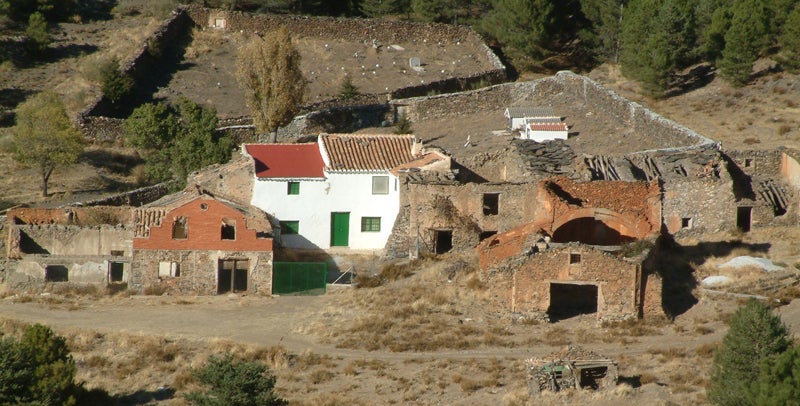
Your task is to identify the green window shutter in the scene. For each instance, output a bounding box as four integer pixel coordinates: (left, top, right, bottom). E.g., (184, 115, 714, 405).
(287, 181, 300, 195)
(361, 217, 381, 232)
(280, 221, 299, 234)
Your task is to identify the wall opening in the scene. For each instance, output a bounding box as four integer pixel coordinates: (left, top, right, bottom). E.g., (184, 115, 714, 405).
(110, 250, 124, 256)
(737, 207, 752, 232)
(479, 231, 497, 241)
(744, 158, 753, 168)
(681, 217, 693, 229)
(482, 193, 499, 215)
(221, 218, 236, 240)
(172, 216, 188, 239)
(548, 283, 598, 321)
(579, 367, 609, 389)
(45, 265, 69, 282)
(433, 229, 453, 254)
(158, 262, 180, 278)
(552, 217, 635, 245)
(108, 262, 124, 283)
(218, 259, 249, 294)
(19, 231, 49, 254)
(569, 253, 581, 264)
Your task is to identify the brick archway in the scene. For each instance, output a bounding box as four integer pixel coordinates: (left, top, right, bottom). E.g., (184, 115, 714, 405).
(551, 208, 647, 245)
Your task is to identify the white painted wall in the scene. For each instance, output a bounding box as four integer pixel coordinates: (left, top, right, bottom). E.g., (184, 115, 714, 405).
(250, 171, 400, 250)
(522, 129, 568, 142)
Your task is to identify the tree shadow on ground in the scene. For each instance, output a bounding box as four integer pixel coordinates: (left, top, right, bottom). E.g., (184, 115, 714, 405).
(0, 88, 35, 110)
(618, 375, 642, 388)
(76, 0, 117, 21)
(81, 149, 143, 176)
(652, 234, 771, 318)
(46, 43, 99, 63)
(80, 386, 176, 406)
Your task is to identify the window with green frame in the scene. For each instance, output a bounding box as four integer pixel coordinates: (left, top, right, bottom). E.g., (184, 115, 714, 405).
(361, 217, 381, 232)
(287, 181, 300, 195)
(280, 221, 299, 234)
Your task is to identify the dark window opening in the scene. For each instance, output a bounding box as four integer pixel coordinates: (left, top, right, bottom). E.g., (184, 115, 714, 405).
(109, 262, 124, 283)
(110, 250, 124, 256)
(218, 259, 249, 294)
(479, 231, 497, 241)
(256, 231, 270, 239)
(744, 158, 753, 168)
(19, 231, 49, 254)
(681, 218, 693, 229)
(482, 193, 499, 216)
(45, 265, 69, 282)
(552, 217, 636, 246)
(737, 207, 752, 232)
(548, 283, 598, 321)
(579, 367, 609, 390)
(221, 218, 236, 240)
(570, 253, 581, 264)
(172, 216, 188, 239)
(433, 230, 453, 254)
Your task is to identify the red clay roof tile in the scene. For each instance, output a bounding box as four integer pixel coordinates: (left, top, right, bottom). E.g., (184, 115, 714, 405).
(321, 134, 416, 171)
(245, 144, 325, 178)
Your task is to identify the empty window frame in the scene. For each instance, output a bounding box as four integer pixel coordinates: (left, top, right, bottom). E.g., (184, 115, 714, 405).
(569, 253, 581, 264)
(158, 262, 180, 278)
(280, 221, 300, 235)
(109, 262, 124, 282)
(110, 250, 124, 256)
(361, 217, 381, 232)
(744, 158, 754, 168)
(172, 216, 188, 239)
(483, 193, 499, 215)
(287, 181, 300, 195)
(372, 176, 389, 194)
(221, 218, 236, 240)
(681, 217, 693, 229)
(44, 265, 68, 282)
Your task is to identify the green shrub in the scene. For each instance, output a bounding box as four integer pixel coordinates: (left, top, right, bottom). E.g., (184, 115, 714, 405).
(339, 76, 360, 100)
(708, 299, 791, 405)
(185, 354, 286, 406)
(394, 113, 413, 134)
(100, 58, 133, 103)
(25, 12, 50, 56)
(0, 324, 78, 405)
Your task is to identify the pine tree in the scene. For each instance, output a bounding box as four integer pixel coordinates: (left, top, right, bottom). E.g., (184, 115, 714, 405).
(24, 11, 49, 56)
(580, 0, 626, 63)
(708, 299, 791, 405)
(481, 0, 555, 65)
(718, 0, 768, 86)
(236, 27, 306, 142)
(754, 344, 800, 405)
(778, 4, 800, 72)
(360, 0, 411, 17)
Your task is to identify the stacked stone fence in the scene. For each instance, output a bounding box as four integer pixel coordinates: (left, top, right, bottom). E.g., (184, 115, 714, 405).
(67, 182, 175, 208)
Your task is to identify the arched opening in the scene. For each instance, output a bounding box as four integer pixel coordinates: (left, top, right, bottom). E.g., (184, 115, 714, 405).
(552, 217, 637, 245)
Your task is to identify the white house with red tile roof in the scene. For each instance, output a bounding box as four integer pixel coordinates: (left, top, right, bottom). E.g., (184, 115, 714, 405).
(244, 134, 448, 250)
(522, 120, 569, 142)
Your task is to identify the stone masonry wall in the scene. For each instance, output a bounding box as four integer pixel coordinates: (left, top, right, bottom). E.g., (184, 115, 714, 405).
(486, 246, 643, 321)
(130, 249, 272, 295)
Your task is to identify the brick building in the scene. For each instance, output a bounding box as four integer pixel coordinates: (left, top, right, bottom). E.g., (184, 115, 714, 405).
(131, 187, 274, 295)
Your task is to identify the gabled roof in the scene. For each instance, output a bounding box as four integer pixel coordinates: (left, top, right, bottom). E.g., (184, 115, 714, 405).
(321, 134, 417, 172)
(505, 106, 556, 119)
(244, 144, 325, 179)
(528, 122, 569, 132)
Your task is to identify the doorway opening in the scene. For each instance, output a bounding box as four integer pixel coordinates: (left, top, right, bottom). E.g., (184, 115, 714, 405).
(433, 229, 453, 254)
(548, 283, 598, 321)
(218, 259, 249, 294)
(737, 206, 752, 232)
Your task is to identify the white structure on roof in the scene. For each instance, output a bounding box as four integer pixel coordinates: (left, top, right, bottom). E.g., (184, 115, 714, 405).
(504, 106, 558, 131)
(522, 120, 569, 142)
(245, 134, 449, 250)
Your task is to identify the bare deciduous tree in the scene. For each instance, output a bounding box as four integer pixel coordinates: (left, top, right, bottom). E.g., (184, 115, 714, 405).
(236, 27, 306, 142)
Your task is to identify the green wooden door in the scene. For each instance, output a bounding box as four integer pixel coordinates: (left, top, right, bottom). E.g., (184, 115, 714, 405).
(330, 212, 350, 247)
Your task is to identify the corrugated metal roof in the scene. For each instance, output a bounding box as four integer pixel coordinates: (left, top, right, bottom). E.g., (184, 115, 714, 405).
(245, 144, 325, 179)
(321, 134, 416, 172)
(506, 106, 557, 118)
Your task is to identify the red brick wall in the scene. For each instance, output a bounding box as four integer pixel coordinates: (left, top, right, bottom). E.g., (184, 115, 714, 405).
(133, 197, 272, 251)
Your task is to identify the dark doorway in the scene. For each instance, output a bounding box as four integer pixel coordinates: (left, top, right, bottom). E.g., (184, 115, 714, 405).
(433, 229, 453, 254)
(552, 217, 635, 245)
(548, 283, 598, 321)
(45, 265, 69, 282)
(218, 259, 249, 293)
(108, 262, 124, 283)
(737, 207, 752, 232)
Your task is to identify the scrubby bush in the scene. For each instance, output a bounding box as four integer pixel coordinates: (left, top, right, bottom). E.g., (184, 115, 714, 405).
(186, 354, 286, 406)
(0, 324, 78, 405)
(100, 58, 133, 103)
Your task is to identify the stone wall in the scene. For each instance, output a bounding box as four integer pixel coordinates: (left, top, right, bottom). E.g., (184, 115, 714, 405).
(486, 245, 644, 321)
(72, 183, 175, 207)
(189, 155, 255, 204)
(130, 249, 272, 295)
(10, 225, 132, 258)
